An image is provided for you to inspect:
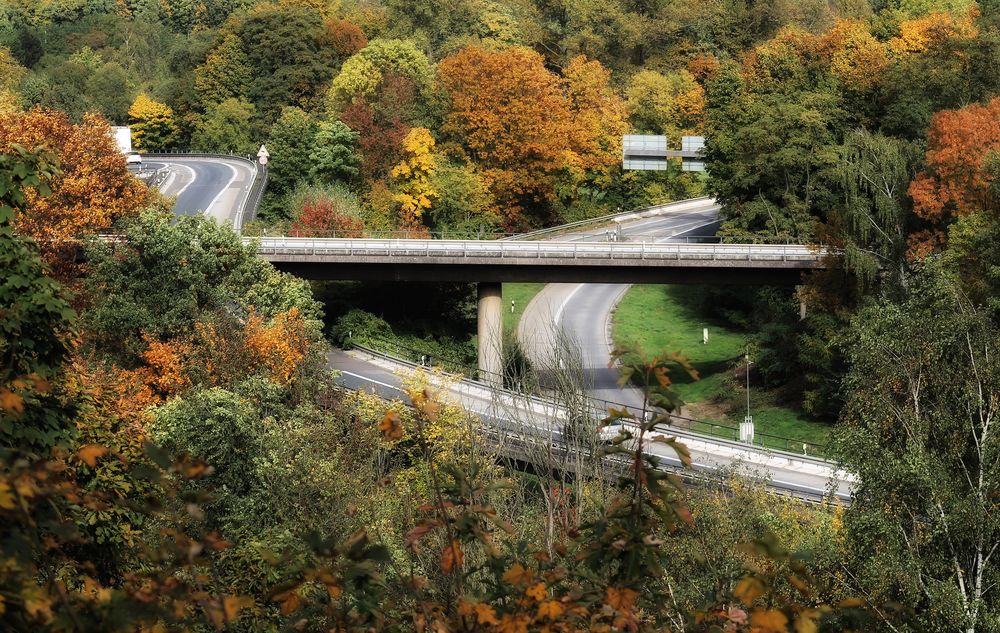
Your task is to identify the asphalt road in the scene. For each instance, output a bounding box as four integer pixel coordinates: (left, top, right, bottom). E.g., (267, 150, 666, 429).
(145, 156, 257, 229)
(328, 348, 853, 502)
(518, 199, 722, 409)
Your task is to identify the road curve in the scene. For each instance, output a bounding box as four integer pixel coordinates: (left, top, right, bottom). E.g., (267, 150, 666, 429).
(146, 156, 257, 230)
(329, 347, 853, 503)
(517, 199, 722, 409)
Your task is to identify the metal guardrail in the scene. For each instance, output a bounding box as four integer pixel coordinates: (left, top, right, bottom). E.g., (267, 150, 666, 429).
(241, 163, 268, 229)
(502, 196, 693, 241)
(253, 236, 825, 264)
(350, 337, 831, 460)
(335, 364, 843, 503)
(250, 229, 813, 245)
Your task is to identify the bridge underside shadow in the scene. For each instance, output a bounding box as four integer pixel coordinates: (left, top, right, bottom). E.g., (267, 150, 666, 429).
(270, 261, 809, 286)
(273, 259, 815, 387)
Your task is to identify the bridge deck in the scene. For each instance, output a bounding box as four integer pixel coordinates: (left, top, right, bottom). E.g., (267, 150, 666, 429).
(253, 237, 829, 284)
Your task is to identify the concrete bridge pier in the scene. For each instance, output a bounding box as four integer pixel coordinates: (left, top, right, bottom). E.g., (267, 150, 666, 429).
(477, 282, 503, 386)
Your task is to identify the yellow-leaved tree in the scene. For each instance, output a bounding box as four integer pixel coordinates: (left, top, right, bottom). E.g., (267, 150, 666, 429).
(128, 93, 178, 151)
(391, 127, 437, 230)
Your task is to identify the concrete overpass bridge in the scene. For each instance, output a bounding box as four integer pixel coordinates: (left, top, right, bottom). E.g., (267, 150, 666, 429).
(149, 161, 849, 501)
(254, 237, 825, 284)
(251, 235, 829, 385)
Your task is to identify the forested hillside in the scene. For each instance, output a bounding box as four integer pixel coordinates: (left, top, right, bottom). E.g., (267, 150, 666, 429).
(4, 0, 1000, 631)
(5, 0, 993, 236)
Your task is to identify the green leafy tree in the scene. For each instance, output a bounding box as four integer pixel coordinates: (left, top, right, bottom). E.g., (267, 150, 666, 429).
(85, 62, 135, 124)
(0, 145, 74, 455)
(426, 159, 497, 234)
(705, 63, 845, 240)
(327, 38, 435, 112)
(836, 129, 920, 294)
(191, 97, 256, 154)
(265, 106, 319, 197)
(309, 120, 360, 184)
(83, 210, 322, 362)
(838, 265, 1000, 632)
(194, 33, 252, 107)
(235, 2, 341, 120)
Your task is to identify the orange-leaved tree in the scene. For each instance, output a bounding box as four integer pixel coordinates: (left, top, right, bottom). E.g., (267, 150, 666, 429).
(290, 190, 366, 237)
(889, 7, 979, 56)
(439, 45, 576, 229)
(819, 20, 890, 92)
(243, 308, 313, 385)
(0, 109, 152, 274)
(907, 97, 1000, 254)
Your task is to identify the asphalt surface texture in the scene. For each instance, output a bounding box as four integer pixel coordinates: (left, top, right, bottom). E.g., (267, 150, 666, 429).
(145, 156, 257, 228)
(517, 199, 722, 410)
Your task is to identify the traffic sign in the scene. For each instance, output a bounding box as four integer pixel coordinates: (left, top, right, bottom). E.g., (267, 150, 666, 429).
(257, 144, 269, 165)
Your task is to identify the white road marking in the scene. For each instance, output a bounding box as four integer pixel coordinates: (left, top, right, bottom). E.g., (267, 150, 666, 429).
(553, 283, 585, 327)
(162, 163, 196, 199)
(204, 162, 238, 221)
(339, 370, 402, 392)
(159, 170, 177, 194)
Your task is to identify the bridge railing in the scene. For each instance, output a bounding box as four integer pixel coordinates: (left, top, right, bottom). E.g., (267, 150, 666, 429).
(349, 336, 831, 460)
(246, 228, 818, 245)
(253, 236, 826, 263)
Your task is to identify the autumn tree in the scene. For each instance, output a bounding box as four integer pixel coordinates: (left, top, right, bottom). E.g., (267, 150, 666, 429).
(289, 184, 365, 237)
(0, 46, 26, 112)
(819, 19, 889, 93)
(562, 55, 629, 177)
(391, 126, 437, 228)
(323, 16, 368, 58)
(439, 45, 575, 228)
(907, 97, 1000, 252)
(0, 109, 151, 271)
(626, 69, 704, 139)
(128, 92, 178, 151)
(888, 7, 979, 56)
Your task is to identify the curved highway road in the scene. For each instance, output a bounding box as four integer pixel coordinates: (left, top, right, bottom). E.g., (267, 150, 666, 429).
(517, 198, 722, 410)
(146, 156, 257, 230)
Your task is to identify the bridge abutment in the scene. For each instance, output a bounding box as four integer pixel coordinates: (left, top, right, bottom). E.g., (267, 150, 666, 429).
(477, 282, 503, 386)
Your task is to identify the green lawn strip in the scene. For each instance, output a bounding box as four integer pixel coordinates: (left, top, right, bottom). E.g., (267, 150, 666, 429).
(503, 282, 546, 332)
(611, 284, 831, 448)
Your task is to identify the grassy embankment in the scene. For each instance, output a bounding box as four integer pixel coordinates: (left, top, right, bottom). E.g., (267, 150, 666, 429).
(503, 283, 546, 332)
(612, 285, 832, 447)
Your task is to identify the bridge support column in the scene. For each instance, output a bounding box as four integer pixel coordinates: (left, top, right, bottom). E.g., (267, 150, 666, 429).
(477, 282, 503, 386)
